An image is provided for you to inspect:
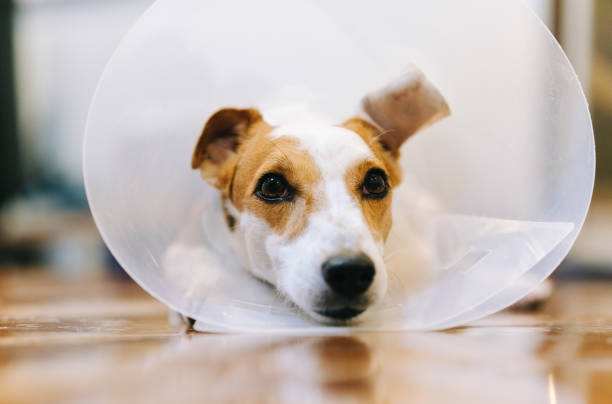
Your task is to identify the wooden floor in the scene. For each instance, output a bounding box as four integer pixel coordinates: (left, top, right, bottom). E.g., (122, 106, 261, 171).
(1, 269, 611, 404)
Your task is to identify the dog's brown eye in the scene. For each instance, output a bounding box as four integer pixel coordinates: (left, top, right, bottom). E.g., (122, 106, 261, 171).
(261, 177, 286, 197)
(362, 169, 388, 199)
(255, 173, 294, 202)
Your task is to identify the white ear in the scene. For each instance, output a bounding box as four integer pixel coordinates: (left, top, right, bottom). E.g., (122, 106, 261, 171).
(362, 66, 450, 153)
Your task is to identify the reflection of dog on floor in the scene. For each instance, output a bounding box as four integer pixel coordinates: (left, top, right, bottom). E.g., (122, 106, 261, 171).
(191, 67, 450, 323)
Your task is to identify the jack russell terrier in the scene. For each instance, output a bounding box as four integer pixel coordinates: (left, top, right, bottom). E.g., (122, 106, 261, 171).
(191, 67, 450, 323)
(190, 67, 548, 324)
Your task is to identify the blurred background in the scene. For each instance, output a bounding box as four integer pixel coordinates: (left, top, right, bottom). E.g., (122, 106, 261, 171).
(0, 0, 610, 280)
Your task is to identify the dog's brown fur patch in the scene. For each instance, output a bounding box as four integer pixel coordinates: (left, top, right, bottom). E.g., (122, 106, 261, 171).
(344, 159, 394, 242)
(341, 118, 405, 242)
(230, 133, 323, 239)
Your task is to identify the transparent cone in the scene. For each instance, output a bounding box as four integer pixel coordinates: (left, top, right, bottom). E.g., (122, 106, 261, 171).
(84, 0, 594, 332)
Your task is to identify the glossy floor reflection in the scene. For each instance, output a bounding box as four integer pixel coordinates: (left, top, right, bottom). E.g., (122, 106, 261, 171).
(1, 270, 611, 403)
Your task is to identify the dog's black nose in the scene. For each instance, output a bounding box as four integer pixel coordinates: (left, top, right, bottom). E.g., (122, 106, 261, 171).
(322, 253, 375, 299)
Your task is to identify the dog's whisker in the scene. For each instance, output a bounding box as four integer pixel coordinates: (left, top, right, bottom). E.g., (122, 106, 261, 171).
(367, 129, 395, 147)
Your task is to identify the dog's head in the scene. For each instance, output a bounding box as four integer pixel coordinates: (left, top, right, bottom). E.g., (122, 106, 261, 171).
(191, 68, 449, 322)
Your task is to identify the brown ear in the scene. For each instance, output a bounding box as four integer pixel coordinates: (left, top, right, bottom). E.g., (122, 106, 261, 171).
(362, 66, 450, 154)
(191, 107, 262, 189)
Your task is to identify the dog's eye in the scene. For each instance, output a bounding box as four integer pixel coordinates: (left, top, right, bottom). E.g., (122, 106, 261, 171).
(362, 169, 388, 199)
(255, 173, 293, 202)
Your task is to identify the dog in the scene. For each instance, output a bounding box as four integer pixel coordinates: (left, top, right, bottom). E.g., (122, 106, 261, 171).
(190, 66, 452, 323)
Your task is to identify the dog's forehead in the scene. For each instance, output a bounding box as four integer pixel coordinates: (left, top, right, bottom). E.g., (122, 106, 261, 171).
(269, 123, 375, 177)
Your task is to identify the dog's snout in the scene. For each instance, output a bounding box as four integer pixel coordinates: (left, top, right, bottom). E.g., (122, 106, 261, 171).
(321, 253, 375, 299)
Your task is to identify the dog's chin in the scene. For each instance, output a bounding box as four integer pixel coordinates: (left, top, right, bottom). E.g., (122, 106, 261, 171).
(316, 307, 367, 323)
(304, 306, 369, 325)
(300, 296, 376, 325)
(282, 283, 386, 325)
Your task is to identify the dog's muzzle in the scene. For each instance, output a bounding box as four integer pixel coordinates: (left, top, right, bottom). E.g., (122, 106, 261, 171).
(317, 252, 375, 320)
